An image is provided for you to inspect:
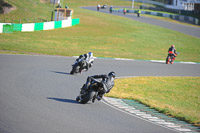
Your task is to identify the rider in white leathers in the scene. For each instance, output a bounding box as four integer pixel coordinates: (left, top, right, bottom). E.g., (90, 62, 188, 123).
(77, 52, 94, 71)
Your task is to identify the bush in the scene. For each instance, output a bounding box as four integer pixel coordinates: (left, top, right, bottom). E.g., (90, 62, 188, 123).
(0, 0, 12, 14)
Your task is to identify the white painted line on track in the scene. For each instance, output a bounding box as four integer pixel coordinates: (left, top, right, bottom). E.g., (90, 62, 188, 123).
(114, 58, 135, 61)
(150, 60, 165, 63)
(179, 62, 197, 64)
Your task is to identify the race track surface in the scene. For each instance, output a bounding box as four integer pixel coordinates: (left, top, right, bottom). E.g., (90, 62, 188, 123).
(0, 54, 199, 133)
(82, 6, 200, 38)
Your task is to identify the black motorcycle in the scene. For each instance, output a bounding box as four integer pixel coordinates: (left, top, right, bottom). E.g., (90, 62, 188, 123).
(70, 58, 86, 75)
(76, 78, 104, 104)
(101, 4, 107, 9)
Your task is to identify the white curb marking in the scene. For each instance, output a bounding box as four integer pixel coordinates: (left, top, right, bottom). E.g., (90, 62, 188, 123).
(103, 97, 194, 132)
(175, 128, 191, 132)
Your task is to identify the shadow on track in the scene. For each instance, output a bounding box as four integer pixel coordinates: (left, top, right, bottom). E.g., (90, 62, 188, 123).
(47, 97, 79, 104)
(50, 71, 71, 75)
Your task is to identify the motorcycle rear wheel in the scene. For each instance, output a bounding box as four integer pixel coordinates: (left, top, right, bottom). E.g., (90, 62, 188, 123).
(80, 91, 96, 104)
(166, 56, 170, 64)
(70, 65, 80, 75)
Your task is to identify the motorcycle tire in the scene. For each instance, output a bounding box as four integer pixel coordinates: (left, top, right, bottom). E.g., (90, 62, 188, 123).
(76, 96, 80, 102)
(166, 56, 169, 64)
(70, 64, 80, 75)
(70, 69, 75, 75)
(76, 66, 80, 73)
(80, 90, 96, 104)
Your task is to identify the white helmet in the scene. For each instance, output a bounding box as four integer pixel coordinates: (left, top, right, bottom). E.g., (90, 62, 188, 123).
(88, 52, 93, 57)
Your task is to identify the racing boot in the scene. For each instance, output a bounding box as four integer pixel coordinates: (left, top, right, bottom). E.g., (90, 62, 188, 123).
(97, 94, 103, 101)
(76, 96, 80, 101)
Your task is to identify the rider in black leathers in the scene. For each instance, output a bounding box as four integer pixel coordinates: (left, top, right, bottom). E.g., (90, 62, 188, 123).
(76, 54, 87, 71)
(81, 71, 116, 100)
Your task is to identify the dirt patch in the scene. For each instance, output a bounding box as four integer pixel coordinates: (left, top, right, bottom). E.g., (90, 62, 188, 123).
(0, 0, 16, 14)
(40, 0, 50, 3)
(3, 6, 16, 14)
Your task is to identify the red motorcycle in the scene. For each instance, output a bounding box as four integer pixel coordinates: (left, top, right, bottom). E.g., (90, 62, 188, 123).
(166, 52, 178, 64)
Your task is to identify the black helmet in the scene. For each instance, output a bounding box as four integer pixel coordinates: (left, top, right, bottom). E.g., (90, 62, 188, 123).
(108, 71, 116, 78)
(79, 55, 83, 58)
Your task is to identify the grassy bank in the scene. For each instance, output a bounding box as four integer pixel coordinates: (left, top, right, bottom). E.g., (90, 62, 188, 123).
(106, 77, 200, 126)
(0, 1, 200, 62)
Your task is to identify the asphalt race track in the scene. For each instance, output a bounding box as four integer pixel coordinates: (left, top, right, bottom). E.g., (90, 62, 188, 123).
(0, 54, 200, 133)
(82, 6, 200, 39)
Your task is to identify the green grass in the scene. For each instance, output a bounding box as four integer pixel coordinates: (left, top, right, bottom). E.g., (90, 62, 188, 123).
(0, 0, 200, 62)
(106, 77, 200, 126)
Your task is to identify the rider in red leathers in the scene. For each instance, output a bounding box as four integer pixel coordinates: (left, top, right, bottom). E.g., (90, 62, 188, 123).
(167, 45, 177, 64)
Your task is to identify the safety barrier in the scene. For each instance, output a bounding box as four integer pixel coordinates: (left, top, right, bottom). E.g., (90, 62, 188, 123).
(113, 9, 199, 25)
(0, 17, 80, 33)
